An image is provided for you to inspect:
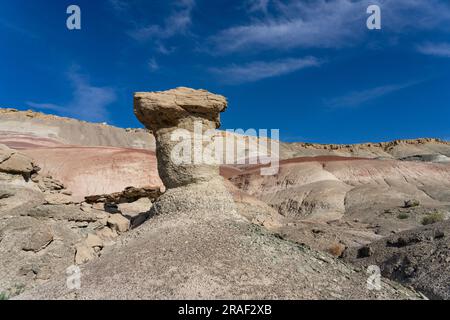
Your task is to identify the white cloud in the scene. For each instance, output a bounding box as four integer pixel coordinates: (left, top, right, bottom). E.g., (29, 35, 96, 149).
(148, 58, 159, 71)
(417, 42, 450, 58)
(326, 81, 420, 108)
(246, 0, 271, 13)
(156, 42, 176, 55)
(129, 0, 195, 41)
(108, 0, 128, 13)
(209, 0, 450, 54)
(0, 18, 38, 39)
(210, 0, 361, 53)
(27, 69, 116, 122)
(209, 57, 321, 84)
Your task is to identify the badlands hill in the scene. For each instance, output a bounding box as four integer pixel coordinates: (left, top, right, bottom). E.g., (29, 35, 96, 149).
(2, 108, 450, 160)
(1, 100, 449, 300)
(0, 108, 154, 149)
(0, 109, 160, 201)
(2, 107, 450, 200)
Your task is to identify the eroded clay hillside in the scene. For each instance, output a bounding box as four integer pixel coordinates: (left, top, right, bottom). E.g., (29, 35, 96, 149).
(1, 104, 449, 299)
(0, 108, 155, 149)
(2, 108, 450, 159)
(282, 139, 450, 160)
(2, 108, 450, 202)
(0, 109, 161, 201)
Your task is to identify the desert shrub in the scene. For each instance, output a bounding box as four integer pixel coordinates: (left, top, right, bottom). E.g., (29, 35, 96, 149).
(0, 284, 25, 300)
(404, 199, 420, 208)
(327, 243, 346, 257)
(422, 212, 445, 225)
(397, 213, 409, 220)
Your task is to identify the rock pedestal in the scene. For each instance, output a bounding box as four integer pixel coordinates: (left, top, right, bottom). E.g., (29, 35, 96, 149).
(134, 87, 227, 189)
(134, 87, 235, 214)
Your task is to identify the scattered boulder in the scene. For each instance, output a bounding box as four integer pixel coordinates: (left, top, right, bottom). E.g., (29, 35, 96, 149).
(107, 214, 130, 233)
(95, 227, 118, 243)
(85, 186, 161, 204)
(0, 147, 38, 177)
(35, 175, 65, 192)
(85, 233, 104, 248)
(387, 236, 423, 247)
(75, 244, 96, 265)
(118, 197, 153, 228)
(357, 246, 373, 258)
(25, 205, 98, 223)
(44, 193, 74, 205)
(118, 197, 153, 216)
(21, 228, 53, 253)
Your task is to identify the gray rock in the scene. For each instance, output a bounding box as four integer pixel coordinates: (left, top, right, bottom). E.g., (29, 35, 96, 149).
(107, 214, 130, 233)
(344, 220, 450, 299)
(21, 227, 53, 253)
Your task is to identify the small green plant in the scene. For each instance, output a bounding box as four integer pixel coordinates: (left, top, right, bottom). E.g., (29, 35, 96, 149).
(0, 284, 25, 300)
(422, 212, 445, 225)
(397, 212, 409, 220)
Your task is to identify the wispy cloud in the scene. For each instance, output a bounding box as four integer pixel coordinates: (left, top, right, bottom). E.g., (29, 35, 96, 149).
(129, 0, 195, 41)
(0, 18, 38, 39)
(326, 81, 421, 108)
(156, 42, 176, 55)
(209, 57, 321, 84)
(148, 58, 159, 71)
(108, 0, 129, 13)
(27, 68, 116, 122)
(210, 0, 361, 54)
(209, 0, 450, 54)
(246, 0, 271, 14)
(417, 42, 450, 58)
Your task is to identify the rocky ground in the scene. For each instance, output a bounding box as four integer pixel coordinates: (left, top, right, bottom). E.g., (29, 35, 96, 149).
(16, 182, 419, 300)
(0, 144, 160, 299)
(226, 156, 450, 299)
(1, 104, 449, 300)
(343, 220, 450, 300)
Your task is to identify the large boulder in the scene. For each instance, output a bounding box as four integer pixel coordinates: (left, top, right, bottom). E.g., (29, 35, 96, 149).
(84, 186, 161, 205)
(0, 145, 37, 176)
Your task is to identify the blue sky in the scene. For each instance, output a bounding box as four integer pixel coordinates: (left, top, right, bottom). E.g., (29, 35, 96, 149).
(1, 0, 450, 143)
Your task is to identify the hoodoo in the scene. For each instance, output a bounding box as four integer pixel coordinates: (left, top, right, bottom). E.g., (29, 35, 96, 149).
(134, 87, 235, 213)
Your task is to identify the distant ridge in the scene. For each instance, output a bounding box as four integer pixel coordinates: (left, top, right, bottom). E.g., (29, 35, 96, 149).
(1, 107, 449, 160)
(0, 108, 155, 150)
